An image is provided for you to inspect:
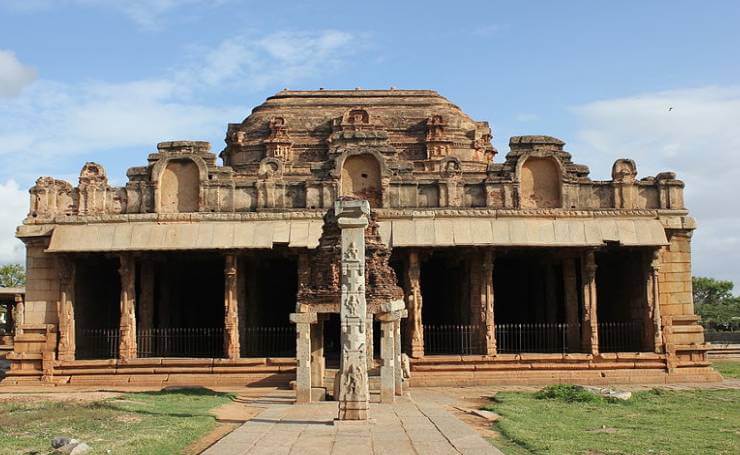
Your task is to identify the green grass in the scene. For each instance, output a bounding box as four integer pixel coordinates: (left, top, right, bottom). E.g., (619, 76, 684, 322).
(485, 388, 740, 455)
(713, 360, 740, 379)
(0, 388, 234, 455)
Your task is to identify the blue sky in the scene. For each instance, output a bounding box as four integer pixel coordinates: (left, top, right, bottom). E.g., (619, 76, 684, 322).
(0, 0, 739, 286)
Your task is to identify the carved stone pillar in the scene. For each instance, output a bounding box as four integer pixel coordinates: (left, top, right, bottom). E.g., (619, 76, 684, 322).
(563, 257, 580, 352)
(366, 316, 374, 370)
(378, 311, 400, 403)
(138, 260, 155, 331)
(310, 318, 325, 388)
(648, 249, 664, 353)
(405, 251, 424, 358)
(290, 312, 317, 403)
(118, 255, 137, 361)
(57, 256, 76, 361)
(481, 250, 495, 355)
(394, 316, 404, 395)
(13, 293, 24, 335)
(336, 199, 370, 421)
(580, 251, 599, 355)
(224, 255, 240, 360)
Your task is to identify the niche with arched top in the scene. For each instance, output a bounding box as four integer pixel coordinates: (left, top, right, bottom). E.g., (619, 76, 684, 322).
(341, 154, 382, 207)
(159, 159, 200, 213)
(520, 157, 561, 208)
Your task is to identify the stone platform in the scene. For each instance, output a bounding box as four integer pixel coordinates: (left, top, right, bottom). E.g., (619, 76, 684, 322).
(203, 391, 501, 455)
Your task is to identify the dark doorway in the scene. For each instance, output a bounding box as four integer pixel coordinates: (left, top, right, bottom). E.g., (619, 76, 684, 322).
(75, 255, 121, 359)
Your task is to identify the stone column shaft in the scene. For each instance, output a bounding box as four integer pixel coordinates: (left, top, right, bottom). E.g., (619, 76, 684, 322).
(394, 318, 403, 395)
(378, 312, 399, 403)
(405, 251, 424, 358)
(482, 250, 496, 355)
(580, 251, 599, 355)
(118, 255, 137, 361)
(563, 258, 580, 352)
(224, 254, 240, 359)
(57, 257, 76, 361)
(290, 312, 317, 403)
(138, 260, 155, 331)
(310, 318, 325, 387)
(649, 249, 664, 353)
(336, 200, 370, 421)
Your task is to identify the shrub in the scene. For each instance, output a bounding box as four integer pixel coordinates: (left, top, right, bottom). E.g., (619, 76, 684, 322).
(534, 384, 600, 403)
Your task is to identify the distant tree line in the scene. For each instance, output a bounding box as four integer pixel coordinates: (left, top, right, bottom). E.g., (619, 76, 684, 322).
(0, 263, 25, 288)
(693, 276, 740, 331)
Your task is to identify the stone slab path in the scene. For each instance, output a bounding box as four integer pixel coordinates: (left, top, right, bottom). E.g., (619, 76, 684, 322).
(203, 391, 502, 455)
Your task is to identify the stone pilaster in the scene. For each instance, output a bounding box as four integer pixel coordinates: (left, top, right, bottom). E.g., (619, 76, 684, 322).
(290, 312, 317, 403)
(56, 256, 76, 361)
(562, 257, 580, 352)
(336, 199, 370, 421)
(405, 250, 424, 358)
(580, 251, 599, 355)
(138, 260, 155, 331)
(224, 254, 240, 360)
(377, 311, 400, 403)
(649, 249, 664, 353)
(118, 255, 137, 361)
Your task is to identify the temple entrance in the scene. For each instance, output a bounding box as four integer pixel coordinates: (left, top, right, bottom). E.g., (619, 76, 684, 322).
(138, 253, 225, 358)
(596, 248, 651, 352)
(494, 249, 581, 353)
(239, 253, 296, 357)
(75, 255, 121, 360)
(420, 250, 474, 355)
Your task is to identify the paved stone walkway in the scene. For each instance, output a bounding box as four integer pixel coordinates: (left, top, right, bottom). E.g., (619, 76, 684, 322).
(203, 391, 502, 455)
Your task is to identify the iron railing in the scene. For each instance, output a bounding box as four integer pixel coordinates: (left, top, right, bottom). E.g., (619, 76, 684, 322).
(77, 328, 120, 360)
(598, 321, 642, 352)
(423, 324, 480, 355)
(138, 328, 224, 358)
(496, 322, 577, 354)
(240, 325, 295, 357)
(704, 330, 740, 344)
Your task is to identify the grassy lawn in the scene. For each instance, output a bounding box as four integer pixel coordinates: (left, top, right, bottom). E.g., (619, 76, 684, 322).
(485, 386, 740, 455)
(713, 360, 740, 379)
(0, 388, 234, 455)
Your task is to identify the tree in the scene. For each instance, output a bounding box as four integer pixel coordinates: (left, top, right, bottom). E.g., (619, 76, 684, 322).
(693, 276, 740, 329)
(0, 263, 25, 288)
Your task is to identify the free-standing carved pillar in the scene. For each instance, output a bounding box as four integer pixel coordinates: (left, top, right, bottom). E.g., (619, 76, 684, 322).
(138, 260, 155, 331)
(366, 316, 374, 370)
(13, 293, 24, 335)
(378, 311, 400, 403)
(405, 250, 424, 358)
(648, 249, 663, 353)
(580, 251, 599, 355)
(57, 256, 76, 361)
(394, 316, 403, 395)
(118, 255, 137, 361)
(290, 312, 317, 403)
(563, 257, 580, 352)
(336, 199, 370, 421)
(224, 254, 240, 360)
(481, 250, 495, 355)
(310, 317, 325, 388)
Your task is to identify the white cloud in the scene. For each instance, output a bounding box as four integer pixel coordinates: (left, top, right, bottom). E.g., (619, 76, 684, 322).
(0, 30, 360, 175)
(182, 30, 358, 91)
(0, 180, 27, 264)
(0, 50, 37, 97)
(571, 86, 740, 286)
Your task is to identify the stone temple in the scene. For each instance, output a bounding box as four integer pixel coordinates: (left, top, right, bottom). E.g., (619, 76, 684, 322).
(2, 89, 719, 396)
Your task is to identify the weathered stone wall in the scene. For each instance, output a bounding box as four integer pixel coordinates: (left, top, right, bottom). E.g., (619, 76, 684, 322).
(23, 241, 60, 325)
(658, 232, 694, 317)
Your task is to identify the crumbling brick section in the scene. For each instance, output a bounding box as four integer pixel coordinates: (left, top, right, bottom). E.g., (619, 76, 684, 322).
(298, 197, 403, 312)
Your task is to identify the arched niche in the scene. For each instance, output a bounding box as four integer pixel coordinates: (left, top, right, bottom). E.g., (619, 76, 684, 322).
(159, 159, 200, 213)
(520, 157, 561, 208)
(340, 153, 382, 207)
